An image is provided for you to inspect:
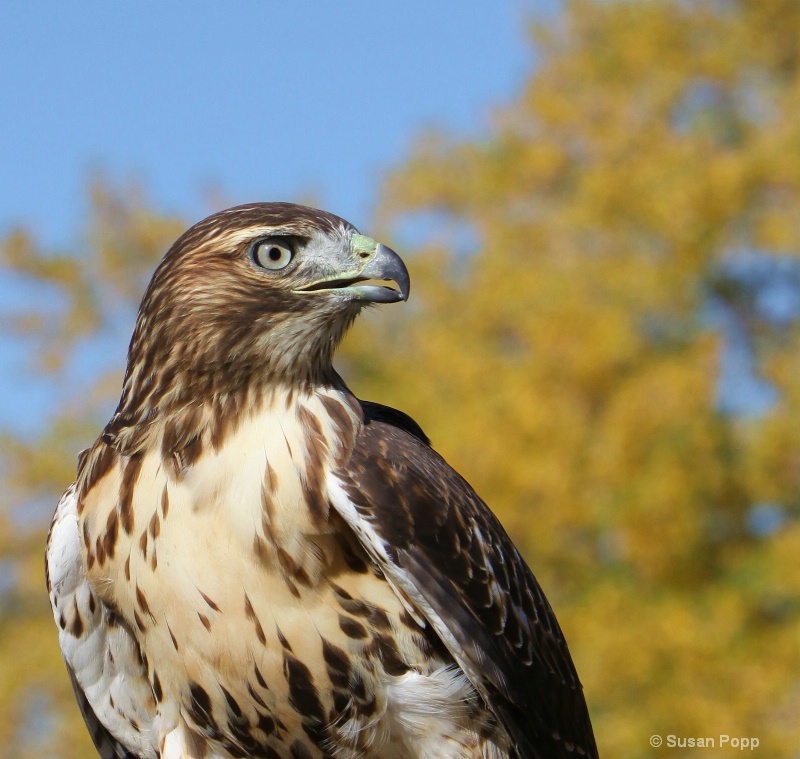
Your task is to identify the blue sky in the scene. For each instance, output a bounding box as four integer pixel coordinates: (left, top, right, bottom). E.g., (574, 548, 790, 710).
(0, 2, 543, 247)
(0, 2, 546, 432)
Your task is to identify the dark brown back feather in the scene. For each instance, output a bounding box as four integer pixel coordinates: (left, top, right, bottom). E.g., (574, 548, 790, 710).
(336, 411, 598, 759)
(360, 400, 431, 446)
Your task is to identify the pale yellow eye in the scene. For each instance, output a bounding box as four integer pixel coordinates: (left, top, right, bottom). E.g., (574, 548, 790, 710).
(253, 239, 294, 270)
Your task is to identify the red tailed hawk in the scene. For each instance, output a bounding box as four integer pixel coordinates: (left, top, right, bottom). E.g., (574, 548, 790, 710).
(46, 203, 598, 759)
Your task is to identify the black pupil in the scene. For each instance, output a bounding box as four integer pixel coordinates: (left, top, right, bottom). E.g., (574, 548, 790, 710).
(269, 247, 282, 261)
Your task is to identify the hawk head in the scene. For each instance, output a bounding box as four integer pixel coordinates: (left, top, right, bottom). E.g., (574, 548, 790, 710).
(116, 203, 409, 425)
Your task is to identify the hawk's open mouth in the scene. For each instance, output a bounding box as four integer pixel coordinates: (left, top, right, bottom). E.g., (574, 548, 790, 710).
(298, 277, 406, 303)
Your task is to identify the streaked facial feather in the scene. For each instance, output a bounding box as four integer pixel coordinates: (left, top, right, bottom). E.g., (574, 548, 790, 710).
(109, 204, 363, 455)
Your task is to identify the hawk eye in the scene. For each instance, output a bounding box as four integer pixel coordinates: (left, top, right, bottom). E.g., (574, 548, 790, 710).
(253, 238, 294, 270)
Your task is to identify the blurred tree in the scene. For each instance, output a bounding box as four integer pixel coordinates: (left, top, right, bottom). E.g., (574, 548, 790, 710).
(2, 1, 800, 758)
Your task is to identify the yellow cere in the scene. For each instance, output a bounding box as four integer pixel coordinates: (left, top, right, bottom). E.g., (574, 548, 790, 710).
(350, 234, 378, 258)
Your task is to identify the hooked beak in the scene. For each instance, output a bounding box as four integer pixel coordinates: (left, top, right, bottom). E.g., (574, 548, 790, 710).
(297, 241, 410, 303)
(348, 243, 410, 303)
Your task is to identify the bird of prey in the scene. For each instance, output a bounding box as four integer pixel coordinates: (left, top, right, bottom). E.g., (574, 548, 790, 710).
(46, 203, 598, 759)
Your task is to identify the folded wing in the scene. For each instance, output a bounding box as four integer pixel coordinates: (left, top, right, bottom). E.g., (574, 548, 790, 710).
(328, 403, 598, 759)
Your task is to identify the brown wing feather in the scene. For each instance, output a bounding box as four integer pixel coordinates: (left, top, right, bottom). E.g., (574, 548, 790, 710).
(335, 403, 598, 759)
